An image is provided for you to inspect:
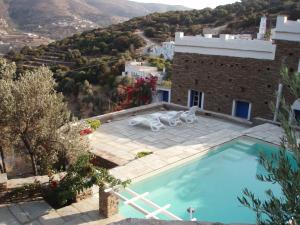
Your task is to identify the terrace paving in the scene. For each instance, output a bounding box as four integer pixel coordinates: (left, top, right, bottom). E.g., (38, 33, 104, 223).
(0, 194, 124, 225)
(109, 122, 284, 182)
(90, 111, 248, 166)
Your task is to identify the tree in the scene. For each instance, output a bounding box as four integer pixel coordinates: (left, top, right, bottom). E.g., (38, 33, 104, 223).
(113, 36, 130, 52)
(0, 59, 88, 175)
(238, 67, 300, 225)
(0, 58, 16, 173)
(144, 27, 155, 38)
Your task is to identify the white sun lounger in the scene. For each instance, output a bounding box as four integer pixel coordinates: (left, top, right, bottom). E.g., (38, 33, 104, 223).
(149, 111, 183, 127)
(181, 106, 198, 123)
(157, 106, 198, 124)
(129, 116, 165, 132)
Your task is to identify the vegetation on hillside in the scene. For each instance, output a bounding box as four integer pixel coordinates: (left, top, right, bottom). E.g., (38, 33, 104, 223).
(115, 0, 300, 42)
(5, 0, 300, 118)
(6, 30, 146, 118)
(1, 0, 187, 39)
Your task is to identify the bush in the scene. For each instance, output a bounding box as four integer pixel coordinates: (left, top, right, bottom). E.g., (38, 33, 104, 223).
(43, 154, 128, 208)
(87, 119, 101, 130)
(135, 151, 153, 159)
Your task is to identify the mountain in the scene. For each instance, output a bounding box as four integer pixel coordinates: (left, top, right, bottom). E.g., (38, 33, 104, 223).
(1, 0, 188, 39)
(115, 0, 300, 42)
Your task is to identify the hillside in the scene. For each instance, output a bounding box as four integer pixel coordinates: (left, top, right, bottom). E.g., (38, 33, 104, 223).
(5, 0, 300, 118)
(0, 0, 10, 33)
(1, 0, 188, 39)
(115, 0, 300, 42)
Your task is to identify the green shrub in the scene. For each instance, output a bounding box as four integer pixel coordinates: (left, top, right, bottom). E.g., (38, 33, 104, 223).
(43, 154, 128, 209)
(135, 151, 153, 159)
(87, 119, 101, 130)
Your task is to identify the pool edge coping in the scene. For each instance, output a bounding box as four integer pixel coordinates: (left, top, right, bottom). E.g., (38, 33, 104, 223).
(124, 134, 281, 184)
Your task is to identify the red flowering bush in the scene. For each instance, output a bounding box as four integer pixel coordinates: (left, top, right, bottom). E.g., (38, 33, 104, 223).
(117, 75, 158, 110)
(50, 180, 58, 189)
(79, 128, 93, 136)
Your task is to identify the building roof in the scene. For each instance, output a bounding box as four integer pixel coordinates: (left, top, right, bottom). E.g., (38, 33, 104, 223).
(174, 16, 300, 60)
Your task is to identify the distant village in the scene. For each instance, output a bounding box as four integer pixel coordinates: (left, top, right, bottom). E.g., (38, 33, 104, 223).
(0, 16, 99, 55)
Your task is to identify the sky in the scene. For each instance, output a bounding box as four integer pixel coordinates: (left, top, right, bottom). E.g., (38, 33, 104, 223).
(131, 0, 240, 9)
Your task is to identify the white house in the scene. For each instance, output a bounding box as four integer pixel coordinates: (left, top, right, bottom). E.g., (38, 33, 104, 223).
(149, 41, 175, 60)
(122, 61, 161, 78)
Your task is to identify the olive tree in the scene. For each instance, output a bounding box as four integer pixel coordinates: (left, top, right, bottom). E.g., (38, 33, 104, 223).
(0, 58, 17, 172)
(0, 58, 89, 175)
(238, 68, 300, 225)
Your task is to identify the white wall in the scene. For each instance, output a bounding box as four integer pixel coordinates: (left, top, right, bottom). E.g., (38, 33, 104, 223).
(174, 16, 300, 60)
(292, 99, 300, 111)
(123, 62, 159, 77)
(273, 16, 300, 42)
(174, 32, 276, 60)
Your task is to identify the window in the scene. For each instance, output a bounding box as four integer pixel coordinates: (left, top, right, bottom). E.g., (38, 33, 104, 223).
(188, 90, 204, 109)
(294, 110, 300, 123)
(232, 100, 251, 120)
(157, 89, 171, 103)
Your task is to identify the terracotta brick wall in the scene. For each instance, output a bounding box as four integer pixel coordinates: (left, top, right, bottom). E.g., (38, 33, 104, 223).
(171, 40, 300, 120)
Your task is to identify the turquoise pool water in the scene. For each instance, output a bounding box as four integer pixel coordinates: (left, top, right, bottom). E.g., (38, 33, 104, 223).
(119, 137, 284, 224)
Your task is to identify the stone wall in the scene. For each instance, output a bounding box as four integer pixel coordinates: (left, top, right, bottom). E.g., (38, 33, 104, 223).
(171, 39, 300, 120)
(0, 173, 8, 192)
(99, 190, 119, 218)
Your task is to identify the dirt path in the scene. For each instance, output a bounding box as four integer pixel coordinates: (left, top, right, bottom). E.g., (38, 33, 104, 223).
(135, 30, 157, 55)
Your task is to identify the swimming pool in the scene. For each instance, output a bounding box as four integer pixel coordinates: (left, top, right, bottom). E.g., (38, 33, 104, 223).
(119, 137, 284, 224)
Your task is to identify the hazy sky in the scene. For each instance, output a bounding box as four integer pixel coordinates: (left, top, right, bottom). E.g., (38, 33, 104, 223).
(132, 0, 240, 9)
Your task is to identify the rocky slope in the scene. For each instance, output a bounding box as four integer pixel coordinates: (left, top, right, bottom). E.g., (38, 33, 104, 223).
(1, 0, 187, 39)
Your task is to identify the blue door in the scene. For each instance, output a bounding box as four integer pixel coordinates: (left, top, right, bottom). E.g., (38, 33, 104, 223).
(157, 90, 169, 102)
(189, 90, 202, 108)
(162, 91, 169, 102)
(235, 101, 250, 119)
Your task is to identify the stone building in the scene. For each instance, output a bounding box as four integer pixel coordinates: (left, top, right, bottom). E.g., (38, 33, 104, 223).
(171, 16, 300, 121)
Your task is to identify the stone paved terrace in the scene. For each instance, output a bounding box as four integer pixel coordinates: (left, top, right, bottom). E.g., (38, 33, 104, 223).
(90, 103, 250, 166)
(0, 193, 124, 225)
(109, 123, 284, 181)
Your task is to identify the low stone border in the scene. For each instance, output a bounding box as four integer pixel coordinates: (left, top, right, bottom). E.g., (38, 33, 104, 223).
(0, 173, 8, 192)
(109, 218, 253, 225)
(164, 103, 253, 126)
(90, 102, 253, 127)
